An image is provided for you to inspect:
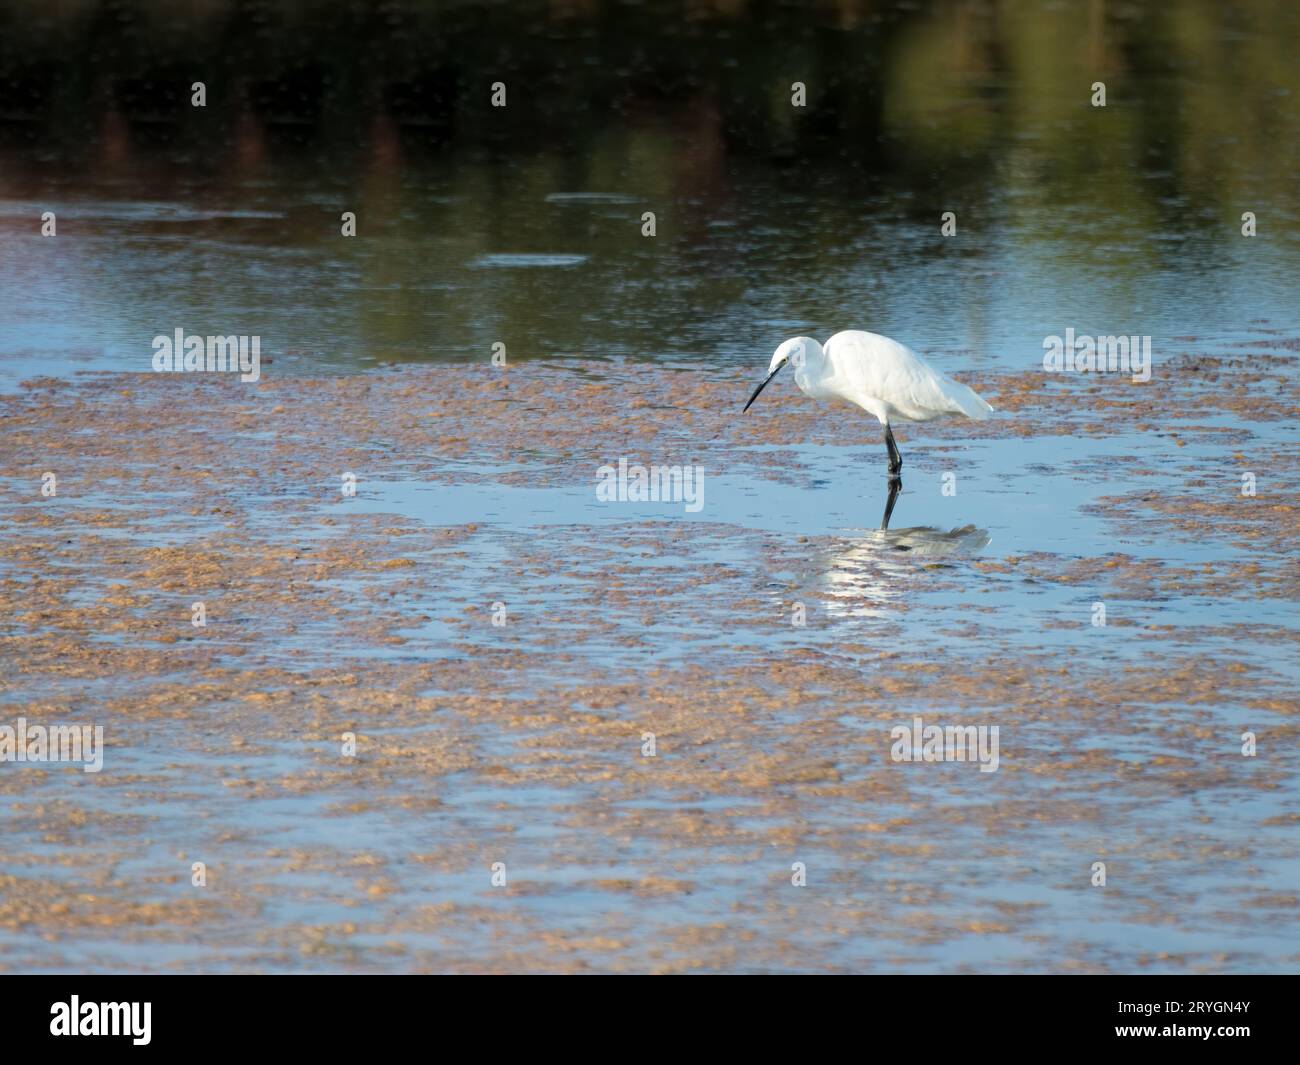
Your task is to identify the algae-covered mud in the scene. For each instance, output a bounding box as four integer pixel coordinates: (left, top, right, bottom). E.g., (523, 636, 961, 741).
(1, 351, 1296, 973)
(1, 0, 1299, 974)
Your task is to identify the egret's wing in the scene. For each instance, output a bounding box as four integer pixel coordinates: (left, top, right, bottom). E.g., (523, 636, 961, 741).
(827, 330, 993, 420)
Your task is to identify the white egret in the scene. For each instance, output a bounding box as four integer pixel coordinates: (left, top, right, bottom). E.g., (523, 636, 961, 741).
(742, 331, 993, 478)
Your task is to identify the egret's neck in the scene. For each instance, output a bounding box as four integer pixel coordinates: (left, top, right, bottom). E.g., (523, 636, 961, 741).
(792, 340, 826, 390)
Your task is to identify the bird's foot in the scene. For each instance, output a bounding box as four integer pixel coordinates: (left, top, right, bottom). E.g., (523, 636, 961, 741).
(881, 476, 902, 530)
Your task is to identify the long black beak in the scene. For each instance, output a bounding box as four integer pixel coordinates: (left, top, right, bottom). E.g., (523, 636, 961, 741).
(742, 361, 785, 412)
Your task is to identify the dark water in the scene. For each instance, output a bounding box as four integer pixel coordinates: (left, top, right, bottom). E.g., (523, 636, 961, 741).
(1, 1, 1298, 975)
(1, 0, 1297, 385)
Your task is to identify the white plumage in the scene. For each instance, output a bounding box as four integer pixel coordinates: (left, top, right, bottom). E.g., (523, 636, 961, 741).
(743, 330, 993, 477)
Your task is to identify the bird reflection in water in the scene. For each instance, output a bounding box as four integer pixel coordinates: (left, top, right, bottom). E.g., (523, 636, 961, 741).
(816, 479, 990, 619)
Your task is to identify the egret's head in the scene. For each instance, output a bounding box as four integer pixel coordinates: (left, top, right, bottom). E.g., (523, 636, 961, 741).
(773, 336, 805, 373)
(744, 337, 815, 412)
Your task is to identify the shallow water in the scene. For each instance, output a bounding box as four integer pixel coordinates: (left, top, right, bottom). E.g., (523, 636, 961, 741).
(1, 0, 1298, 973)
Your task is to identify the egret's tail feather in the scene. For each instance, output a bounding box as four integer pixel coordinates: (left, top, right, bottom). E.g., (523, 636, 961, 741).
(946, 379, 993, 420)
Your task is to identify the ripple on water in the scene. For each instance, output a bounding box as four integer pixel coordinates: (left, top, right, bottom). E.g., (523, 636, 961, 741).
(543, 192, 638, 204)
(468, 253, 589, 269)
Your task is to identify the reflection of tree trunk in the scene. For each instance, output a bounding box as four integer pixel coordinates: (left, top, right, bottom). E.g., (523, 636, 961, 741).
(952, 1, 982, 74)
(686, 0, 747, 20)
(673, 93, 730, 232)
(836, 0, 867, 32)
(361, 109, 403, 223)
(92, 71, 130, 171)
(1089, 0, 1105, 74)
(232, 79, 266, 175)
(97, 107, 131, 170)
(548, 0, 597, 19)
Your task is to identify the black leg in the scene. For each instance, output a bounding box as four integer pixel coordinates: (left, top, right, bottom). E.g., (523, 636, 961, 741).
(880, 476, 902, 531)
(884, 424, 902, 476)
